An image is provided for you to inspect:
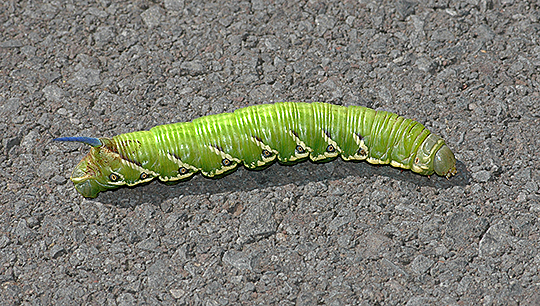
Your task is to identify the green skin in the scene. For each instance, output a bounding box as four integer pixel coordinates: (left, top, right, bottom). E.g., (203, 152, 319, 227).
(65, 102, 457, 198)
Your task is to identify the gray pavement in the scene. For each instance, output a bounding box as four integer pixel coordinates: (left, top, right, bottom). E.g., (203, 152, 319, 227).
(1, 0, 539, 305)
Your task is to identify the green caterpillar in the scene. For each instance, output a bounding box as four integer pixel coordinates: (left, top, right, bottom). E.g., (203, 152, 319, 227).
(55, 102, 457, 198)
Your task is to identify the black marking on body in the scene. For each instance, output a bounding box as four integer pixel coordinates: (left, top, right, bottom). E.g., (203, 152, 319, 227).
(125, 157, 142, 167)
(323, 129, 331, 139)
(104, 142, 120, 154)
(104, 142, 142, 167)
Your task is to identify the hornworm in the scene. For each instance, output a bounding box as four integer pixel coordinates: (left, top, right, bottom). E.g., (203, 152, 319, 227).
(55, 102, 457, 198)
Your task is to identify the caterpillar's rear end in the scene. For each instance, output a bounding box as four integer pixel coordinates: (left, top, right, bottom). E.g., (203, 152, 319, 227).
(56, 102, 457, 198)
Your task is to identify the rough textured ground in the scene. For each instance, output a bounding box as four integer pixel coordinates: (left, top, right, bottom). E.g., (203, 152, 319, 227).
(1, 0, 539, 305)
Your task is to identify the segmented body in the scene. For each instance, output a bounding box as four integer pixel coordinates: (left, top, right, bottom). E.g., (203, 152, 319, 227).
(56, 102, 457, 198)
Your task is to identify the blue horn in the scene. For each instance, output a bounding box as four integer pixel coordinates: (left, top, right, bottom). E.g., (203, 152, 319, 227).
(54, 137, 102, 147)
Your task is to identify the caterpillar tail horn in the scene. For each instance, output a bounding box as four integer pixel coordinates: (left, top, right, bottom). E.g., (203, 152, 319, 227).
(54, 137, 103, 147)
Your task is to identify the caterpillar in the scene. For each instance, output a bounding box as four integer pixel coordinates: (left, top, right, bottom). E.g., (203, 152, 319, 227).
(55, 102, 457, 198)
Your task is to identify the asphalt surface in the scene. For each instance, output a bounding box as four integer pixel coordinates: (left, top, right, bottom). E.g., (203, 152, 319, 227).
(1, 0, 539, 305)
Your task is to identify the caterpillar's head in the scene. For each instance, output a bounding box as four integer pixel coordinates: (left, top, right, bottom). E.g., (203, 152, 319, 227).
(433, 144, 457, 178)
(55, 137, 151, 198)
